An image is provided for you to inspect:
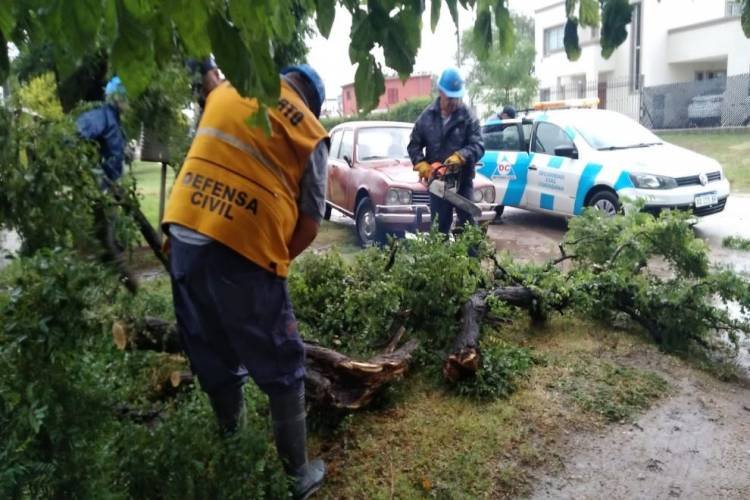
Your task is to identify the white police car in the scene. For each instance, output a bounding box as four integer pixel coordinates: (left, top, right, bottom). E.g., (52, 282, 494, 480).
(477, 101, 730, 218)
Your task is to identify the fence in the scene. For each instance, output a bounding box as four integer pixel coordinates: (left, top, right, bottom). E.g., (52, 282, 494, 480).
(539, 73, 750, 130)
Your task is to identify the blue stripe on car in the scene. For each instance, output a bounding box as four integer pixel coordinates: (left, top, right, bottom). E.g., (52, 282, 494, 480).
(613, 170, 634, 191)
(502, 153, 534, 206)
(540, 193, 554, 210)
(547, 156, 563, 168)
(573, 163, 604, 215)
(477, 150, 499, 179)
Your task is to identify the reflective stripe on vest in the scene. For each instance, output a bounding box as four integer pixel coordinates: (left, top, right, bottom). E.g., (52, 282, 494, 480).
(194, 126, 294, 197)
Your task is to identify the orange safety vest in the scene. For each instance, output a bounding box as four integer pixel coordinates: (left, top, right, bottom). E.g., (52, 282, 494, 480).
(162, 80, 328, 277)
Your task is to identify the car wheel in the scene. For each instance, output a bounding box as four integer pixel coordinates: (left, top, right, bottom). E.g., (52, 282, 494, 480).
(323, 202, 332, 221)
(355, 197, 383, 247)
(587, 190, 620, 216)
(493, 205, 505, 222)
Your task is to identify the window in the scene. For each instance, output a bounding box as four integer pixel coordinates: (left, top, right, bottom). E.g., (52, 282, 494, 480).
(727, 0, 742, 16)
(346, 90, 351, 100)
(356, 127, 411, 161)
(543, 25, 565, 55)
(482, 123, 523, 151)
(329, 131, 343, 158)
(630, 2, 642, 91)
(339, 130, 354, 160)
(532, 122, 574, 155)
(696, 70, 727, 81)
(540, 88, 551, 101)
(387, 88, 399, 105)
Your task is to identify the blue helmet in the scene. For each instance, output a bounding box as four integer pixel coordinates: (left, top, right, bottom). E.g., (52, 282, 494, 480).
(280, 64, 325, 118)
(437, 67, 464, 98)
(104, 76, 126, 97)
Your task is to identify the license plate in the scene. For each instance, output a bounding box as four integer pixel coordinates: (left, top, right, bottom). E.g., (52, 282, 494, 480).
(694, 192, 718, 208)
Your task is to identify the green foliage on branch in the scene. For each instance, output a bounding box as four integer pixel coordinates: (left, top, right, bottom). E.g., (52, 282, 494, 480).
(290, 227, 494, 357)
(0, 250, 289, 498)
(453, 341, 539, 401)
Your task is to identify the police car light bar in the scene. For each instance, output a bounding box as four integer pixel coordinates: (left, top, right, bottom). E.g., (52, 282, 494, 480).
(533, 98, 600, 111)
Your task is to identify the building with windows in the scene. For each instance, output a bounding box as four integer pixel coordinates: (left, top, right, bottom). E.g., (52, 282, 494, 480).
(534, 0, 750, 122)
(340, 73, 433, 116)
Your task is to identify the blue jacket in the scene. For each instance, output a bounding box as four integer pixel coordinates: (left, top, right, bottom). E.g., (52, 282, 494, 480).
(407, 98, 485, 182)
(76, 103, 125, 181)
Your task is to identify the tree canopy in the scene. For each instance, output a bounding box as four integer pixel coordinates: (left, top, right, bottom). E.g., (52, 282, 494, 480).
(2, 0, 749, 114)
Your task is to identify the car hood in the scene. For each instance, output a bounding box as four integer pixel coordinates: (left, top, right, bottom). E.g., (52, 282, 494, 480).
(593, 143, 722, 177)
(371, 160, 421, 184)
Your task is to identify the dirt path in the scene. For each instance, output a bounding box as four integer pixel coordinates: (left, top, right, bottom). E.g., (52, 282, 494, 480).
(485, 207, 750, 499)
(531, 360, 750, 500)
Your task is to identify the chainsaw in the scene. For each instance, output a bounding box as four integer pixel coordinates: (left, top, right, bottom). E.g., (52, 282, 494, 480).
(425, 162, 482, 219)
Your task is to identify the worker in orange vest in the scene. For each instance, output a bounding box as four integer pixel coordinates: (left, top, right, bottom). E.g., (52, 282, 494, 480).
(162, 62, 329, 499)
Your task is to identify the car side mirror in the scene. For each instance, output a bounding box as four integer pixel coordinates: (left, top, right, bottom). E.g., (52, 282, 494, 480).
(554, 145, 578, 159)
(343, 155, 353, 167)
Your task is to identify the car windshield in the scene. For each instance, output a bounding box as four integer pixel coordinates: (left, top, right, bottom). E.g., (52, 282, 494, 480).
(573, 111, 663, 150)
(356, 127, 411, 161)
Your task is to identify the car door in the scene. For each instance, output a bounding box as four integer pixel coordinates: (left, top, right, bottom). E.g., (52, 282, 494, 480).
(527, 121, 586, 215)
(327, 129, 353, 212)
(477, 122, 531, 208)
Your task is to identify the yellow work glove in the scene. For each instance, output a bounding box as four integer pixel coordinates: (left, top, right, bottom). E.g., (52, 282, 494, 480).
(414, 161, 431, 182)
(444, 152, 465, 174)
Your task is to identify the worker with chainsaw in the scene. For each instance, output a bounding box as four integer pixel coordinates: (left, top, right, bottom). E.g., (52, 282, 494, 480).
(162, 62, 329, 500)
(407, 67, 484, 235)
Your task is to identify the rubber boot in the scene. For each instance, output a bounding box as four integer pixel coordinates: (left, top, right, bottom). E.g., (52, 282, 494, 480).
(269, 385, 325, 500)
(207, 385, 245, 437)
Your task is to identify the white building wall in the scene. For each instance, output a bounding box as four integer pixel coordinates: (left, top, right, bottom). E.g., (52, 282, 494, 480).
(534, 0, 748, 91)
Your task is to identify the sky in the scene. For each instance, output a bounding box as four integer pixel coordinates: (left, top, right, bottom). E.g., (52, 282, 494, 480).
(306, 0, 538, 100)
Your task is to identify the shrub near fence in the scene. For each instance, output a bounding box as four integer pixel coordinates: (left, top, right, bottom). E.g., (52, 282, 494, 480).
(320, 96, 433, 130)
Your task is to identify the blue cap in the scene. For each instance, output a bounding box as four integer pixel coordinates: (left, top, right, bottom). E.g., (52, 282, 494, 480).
(186, 56, 218, 76)
(280, 64, 325, 118)
(438, 67, 464, 98)
(105, 76, 126, 97)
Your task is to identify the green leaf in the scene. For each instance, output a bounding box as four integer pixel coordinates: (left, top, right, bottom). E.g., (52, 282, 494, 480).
(122, 0, 157, 21)
(564, 18, 581, 61)
(446, 0, 459, 27)
(382, 7, 421, 76)
(111, 0, 157, 97)
(349, 9, 375, 61)
(0, 30, 9, 81)
(579, 0, 600, 27)
(600, 0, 632, 59)
(207, 14, 253, 95)
(430, 0, 441, 32)
(315, 0, 336, 38)
(57, 0, 103, 57)
(742, 0, 750, 38)
(565, 0, 576, 17)
(0, 0, 15, 40)
(472, 7, 493, 60)
(167, 0, 211, 57)
(354, 54, 385, 114)
(245, 102, 272, 136)
(228, 1, 265, 43)
(494, 1, 514, 55)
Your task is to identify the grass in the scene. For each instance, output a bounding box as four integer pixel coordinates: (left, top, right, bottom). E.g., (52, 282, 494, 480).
(723, 235, 750, 252)
(126, 160, 176, 229)
(310, 315, 672, 499)
(658, 131, 750, 192)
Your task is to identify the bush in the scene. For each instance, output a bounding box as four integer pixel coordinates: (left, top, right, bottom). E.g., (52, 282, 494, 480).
(452, 341, 538, 401)
(320, 96, 433, 131)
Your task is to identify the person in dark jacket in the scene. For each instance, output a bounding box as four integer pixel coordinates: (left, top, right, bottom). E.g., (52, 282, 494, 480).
(407, 67, 484, 234)
(76, 76, 137, 292)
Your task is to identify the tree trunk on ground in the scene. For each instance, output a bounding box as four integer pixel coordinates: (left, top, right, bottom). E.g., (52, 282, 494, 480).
(443, 286, 540, 382)
(113, 320, 419, 409)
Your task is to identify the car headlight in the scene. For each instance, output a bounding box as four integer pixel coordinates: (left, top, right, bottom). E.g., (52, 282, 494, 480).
(629, 173, 678, 189)
(472, 189, 483, 203)
(482, 186, 495, 203)
(386, 188, 412, 205)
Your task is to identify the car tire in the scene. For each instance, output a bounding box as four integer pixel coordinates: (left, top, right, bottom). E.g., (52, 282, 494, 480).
(323, 202, 332, 221)
(493, 205, 505, 222)
(355, 197, 383, 247)
(587, 190, 620, 216)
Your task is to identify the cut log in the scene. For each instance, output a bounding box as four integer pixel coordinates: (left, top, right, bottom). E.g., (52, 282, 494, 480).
(114, 318, 419, 410)
(112, 317, 181, 353)
(443, 286, 540, 383)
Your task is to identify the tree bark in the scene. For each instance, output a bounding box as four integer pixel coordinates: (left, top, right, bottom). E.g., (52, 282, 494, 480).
(113, 319, 419, 410)
(443, 286, 540, 382)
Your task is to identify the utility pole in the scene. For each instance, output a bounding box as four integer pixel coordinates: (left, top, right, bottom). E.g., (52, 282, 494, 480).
(455, 9, 461, 66)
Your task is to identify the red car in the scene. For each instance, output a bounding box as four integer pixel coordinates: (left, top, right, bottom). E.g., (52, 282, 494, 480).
(325, 121, 497, 246)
